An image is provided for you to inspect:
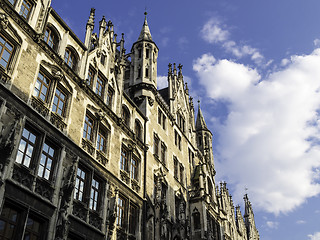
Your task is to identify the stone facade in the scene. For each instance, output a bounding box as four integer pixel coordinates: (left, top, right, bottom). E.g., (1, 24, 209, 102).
(0, 1, 259, 239)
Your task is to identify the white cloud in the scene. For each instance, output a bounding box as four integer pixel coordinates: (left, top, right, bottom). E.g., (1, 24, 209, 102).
(266, 221, 279, 229)
(193, 49, 320, 215)
(157, 75, 168, 89)
(314, 38, 320, 47)
(200, 19, 265, 65)
(308, 232, 320, 240)
(296, 220, 306, 224)
(201, 19, 229, 44)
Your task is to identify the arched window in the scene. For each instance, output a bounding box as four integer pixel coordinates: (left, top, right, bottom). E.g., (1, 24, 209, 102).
(134, 119, 143, 140)
(122, 105, 130, 127)
(64, 47, 78, 70)
(43, 26, 59, 51)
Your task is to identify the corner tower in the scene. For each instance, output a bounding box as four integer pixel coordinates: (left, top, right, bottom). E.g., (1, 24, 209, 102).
(196, 103, 215, 169)
(130, 12, 159, 101)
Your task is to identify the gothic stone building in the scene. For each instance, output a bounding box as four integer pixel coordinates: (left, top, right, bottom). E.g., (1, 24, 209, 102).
(0, 0, 260, 239)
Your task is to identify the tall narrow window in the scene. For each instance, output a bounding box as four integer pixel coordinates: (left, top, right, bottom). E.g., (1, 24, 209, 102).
(37, 142, 55, 180)
(52, 88, 67, 116)
(43, 27, 59, 51)
(134, 120, 142, 140)
(95, 75, 104, 97)
(33, 72, 51, 102)
(174, 157, 178, 179)
(146, 49, 150, 59)
(64, 48, 76, 70)
(87, 68, 95, 87)
(0, 35, 14, 70)
(122, 106, 130, 127)
(19, 0, 32, 20)
(130, 157, 138, 180)
(83, 114, 94, 141)
(16, 128, 37, 168)
(106, 87, 114, 107)
(97, 127, 107, 152)
(160, 143, 166, 165)
(74, 167, 86, 201)
(145, 67, 149, 78)
(89, 178, 100, 211)
(154, 134, 160, 157)
(117, 196, 125, 227)
(120, 147, 128, 171)
(129, 205, 137, 234)
(180, 164, 184, 186)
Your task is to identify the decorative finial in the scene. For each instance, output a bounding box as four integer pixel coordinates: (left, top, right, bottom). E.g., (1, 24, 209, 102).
(198, 99, 200, 108)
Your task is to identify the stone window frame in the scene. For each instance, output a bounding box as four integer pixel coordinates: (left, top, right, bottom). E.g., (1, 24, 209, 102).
(95, 72, 106, 98)
(14, 122, 61, 183)
(106, 85, 114, 109)
(120, 144, 141, 182)
(116, 194, 139, 237)
(177, 111, 185, 133)
(73, 163, 104, 213)
(43, 24, 61, 52)
(81, 110, 111, 157)
(174, 130, 182, 150)
(64, 45, 79, 71)
(19, 0, 34, 21)
(158, 107, 166, 130)
(121, 105, 131, 128)
(134, 119, 143, 141)
(32, 66, 72, 120)
(0, 29, 21, 75)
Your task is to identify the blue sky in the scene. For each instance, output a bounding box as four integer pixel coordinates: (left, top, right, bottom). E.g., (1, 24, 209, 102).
(52, 0, 320, 239)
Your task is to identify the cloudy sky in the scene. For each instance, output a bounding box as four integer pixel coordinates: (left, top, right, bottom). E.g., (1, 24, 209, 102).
(52, 0, 320, 239)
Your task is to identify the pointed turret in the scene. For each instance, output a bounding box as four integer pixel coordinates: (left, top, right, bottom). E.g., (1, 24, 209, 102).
(196, 102, 208, 131)
(138, 12, 153, 42)
(129, 12, 159, 108)
(244, 194, 260, 240)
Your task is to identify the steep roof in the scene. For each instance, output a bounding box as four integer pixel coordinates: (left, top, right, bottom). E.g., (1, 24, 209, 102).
(137, 12, 153, 42)
(196, 105, 208, 131)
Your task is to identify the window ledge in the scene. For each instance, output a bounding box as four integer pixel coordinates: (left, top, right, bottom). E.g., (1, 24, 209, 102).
(81, 138, 95, 156)
(50, 112, 67, 131)
(31, 96, 49, 117)
(96, 150, 108, 166)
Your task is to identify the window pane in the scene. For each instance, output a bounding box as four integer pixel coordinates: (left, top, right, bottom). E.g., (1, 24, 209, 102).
(16, 128, 37, 168)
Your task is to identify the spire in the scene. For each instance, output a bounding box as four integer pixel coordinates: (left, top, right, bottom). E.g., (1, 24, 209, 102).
(196, 101, 208, 131)
(137, 12, 153, 41)
(87, 8, 95, 28)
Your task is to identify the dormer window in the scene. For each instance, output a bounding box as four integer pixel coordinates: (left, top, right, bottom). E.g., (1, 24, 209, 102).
(44, 26, 59, 51)
(64, 47, 77, 70)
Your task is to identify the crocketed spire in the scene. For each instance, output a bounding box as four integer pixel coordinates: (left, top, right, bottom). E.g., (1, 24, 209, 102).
(196, 101, 208, 131)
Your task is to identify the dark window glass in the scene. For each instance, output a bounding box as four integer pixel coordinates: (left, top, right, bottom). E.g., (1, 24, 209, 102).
(0, 35, 13, 70)
(83, 115, 94, 141)
(64, 48, 76, 69)
(154, 135, 159, 156)
(0, 206, 19, 239)
(174, 157, 178, 179)
(16, 128, 37, 168)
(43, 28, 58, 50)
(160, 143, 166, 165)
(134, 120, 142, 140)
(74, 167, 86, 201)
(97, 128, 107, 152)
(106, 88, 113, 107)
(129, 205, 137, 234)
(52, 88, 67, 116)
(33, 72, 51, 102)
(87, 68, 95, 87)
(24, 216, 41, 240)
(130, 157, 138, 180)
(37, 142, 55, 180)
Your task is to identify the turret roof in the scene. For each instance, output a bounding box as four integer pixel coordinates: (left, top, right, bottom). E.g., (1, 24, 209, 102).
(196, 103, 209, 131)
(137, 12, 153, 42)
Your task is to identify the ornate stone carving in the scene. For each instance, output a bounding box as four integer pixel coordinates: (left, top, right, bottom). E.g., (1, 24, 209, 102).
(35, 178, 54, 200)
(31, 96, 49, 117)
(96, 150, 107, 165)
(81, 138, 95, 155)
(50, 112, 67, 131)
(12, 165, 34, 189)
(89, 211, 102, 230)
(147, 96, 154, 106)
(0, 13, 8, 30)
